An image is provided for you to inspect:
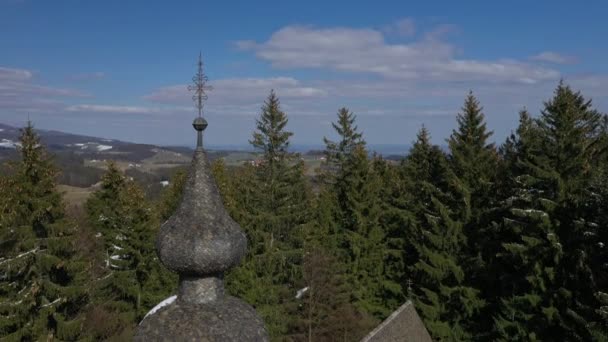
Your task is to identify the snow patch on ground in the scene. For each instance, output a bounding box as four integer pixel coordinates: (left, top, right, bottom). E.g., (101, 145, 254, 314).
(97, 144, 112, 151)
(0, 139, 19, 148)
(142, 295, 177, 321)
(72, 142, 112, 151)
(295, 286, 309, 299)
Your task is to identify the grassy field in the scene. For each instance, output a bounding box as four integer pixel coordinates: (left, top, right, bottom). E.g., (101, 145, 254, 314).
(58, 184, 94, 207)
(58, 149, 325, 208)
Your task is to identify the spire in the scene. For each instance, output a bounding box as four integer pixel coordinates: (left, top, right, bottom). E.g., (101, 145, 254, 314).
(157, 53, 244, 303)
(188, 52, 212, 148)
(135, 53, 268, 341)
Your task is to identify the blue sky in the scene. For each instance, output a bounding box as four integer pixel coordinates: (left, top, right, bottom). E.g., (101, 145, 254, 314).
(1, 0, 607, 148)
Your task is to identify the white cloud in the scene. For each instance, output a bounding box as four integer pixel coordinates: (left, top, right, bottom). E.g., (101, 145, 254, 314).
(0, 67, 33, 82)
(236, 25, 560, 84)
(65, 104, 188, 115)
(144, 77, 327, 105)
(530, 51, 576, 64)
(0, 66, 90, 114)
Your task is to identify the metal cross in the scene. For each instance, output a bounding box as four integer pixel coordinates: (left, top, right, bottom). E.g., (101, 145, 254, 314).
(407, 279, 413, 297)
(187, 52, 213, 118)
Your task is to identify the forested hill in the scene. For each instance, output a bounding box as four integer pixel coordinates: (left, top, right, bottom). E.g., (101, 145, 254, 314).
(1, 83, 608, 341)
(0, 122, 193, 161)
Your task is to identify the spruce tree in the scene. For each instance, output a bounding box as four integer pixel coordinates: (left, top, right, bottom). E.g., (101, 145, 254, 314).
(85, 163, 175, 339)
(211, 158, 238, 213)
(322, 107, 365, 182)
(318, 109, 407, 326)
(588, 165, 608, 339)
(226, 90, 311, 339)
(500, 109, 537, 188)
(405, 127, 484, 340)
(448, 92, 498, 207)
(0, 122, 87, 340)
(340, 145, 388, 318)
(157, 167, 187, 222)
(373, 155, 412, 311)
(447, 92, 498, 242)
(447, 93, 498, 334)
(493, 82, 605, 340)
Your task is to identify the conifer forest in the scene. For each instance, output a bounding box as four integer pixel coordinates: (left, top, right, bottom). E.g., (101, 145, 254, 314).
(2, 82, 608, 341)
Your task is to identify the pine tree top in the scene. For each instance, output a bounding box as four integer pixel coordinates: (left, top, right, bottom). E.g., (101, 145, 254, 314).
(448, 91, 494, 152)
(407, 126, 449, 184)
(323, 107, 366, 180)
(324, 107, 365, 149)
(15, 121, 60, 188)
(9, 121, 65, 226)
(413, 125, 431, 150)
(250, 89, 293, 160)
(540, 82, 601, 140)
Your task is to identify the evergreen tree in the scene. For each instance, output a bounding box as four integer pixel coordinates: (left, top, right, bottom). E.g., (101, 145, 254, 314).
(211, 158, 238, 212)
(339, 145, 388, 318)
(322, 107, 365, 182)
(448, 92, 498, 210)
(447, 93, 498, 334)
(373, 155, 412, 311)
(447, 92, 498, 247)
(157, 167, 187, 222)
(499, 109, 538, 189)
(0, 122, 87, 340)
(317, 109, 407, 327)
(85, 163, 175, 339)
(405, 127, 484, 340)
(493, 82, 605, 340)
(226, 90, 312, 339)
(588, 165, 608, 339)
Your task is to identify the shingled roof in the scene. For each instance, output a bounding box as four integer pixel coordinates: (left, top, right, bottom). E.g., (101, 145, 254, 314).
(361, 301, 432, 342)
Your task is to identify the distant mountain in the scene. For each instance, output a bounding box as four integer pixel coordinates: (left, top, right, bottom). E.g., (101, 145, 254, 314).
(0, 123, 442, 161)
(0, 123, 194, 162)
(0, 123, 217, 192)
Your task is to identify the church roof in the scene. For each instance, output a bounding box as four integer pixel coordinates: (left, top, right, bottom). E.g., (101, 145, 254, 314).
(361, 301, 432, 342)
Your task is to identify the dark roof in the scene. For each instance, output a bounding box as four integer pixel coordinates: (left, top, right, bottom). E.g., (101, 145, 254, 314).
(360, 301, 432, 342)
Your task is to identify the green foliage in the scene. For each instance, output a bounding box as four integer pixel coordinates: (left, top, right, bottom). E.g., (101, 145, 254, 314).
(492, 82, 606, 340)
(405, 127, 484, 340)
(0, 122, 87, 340)
(448, 92, 498, 204)
(157, 167, 188, 221)
(447, 93, 500, 336)
(3, 81, 608, 341)
(226, 90, 313, 340)
(84, 162, 176, 340)
(447, 92, 498, 245)
(322, 107, 365, 183)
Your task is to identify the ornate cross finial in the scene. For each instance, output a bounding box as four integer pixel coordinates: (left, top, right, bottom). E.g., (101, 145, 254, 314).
(188, 52, 213, 118)
(188, 53, 212, 148)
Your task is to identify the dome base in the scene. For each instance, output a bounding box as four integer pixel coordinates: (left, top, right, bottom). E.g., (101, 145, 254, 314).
(135, 295, 268, 341)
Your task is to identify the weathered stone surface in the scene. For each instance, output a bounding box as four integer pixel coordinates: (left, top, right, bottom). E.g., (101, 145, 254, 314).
(360, 301, 432, 342)
(137, 60, 267, 340)
(135, 117, 268, 341)
(135, 296, 268, 342)
(156, 148, 247, 277)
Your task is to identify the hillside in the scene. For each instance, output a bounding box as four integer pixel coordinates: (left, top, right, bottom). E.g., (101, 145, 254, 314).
(0, 123, 327, 205)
